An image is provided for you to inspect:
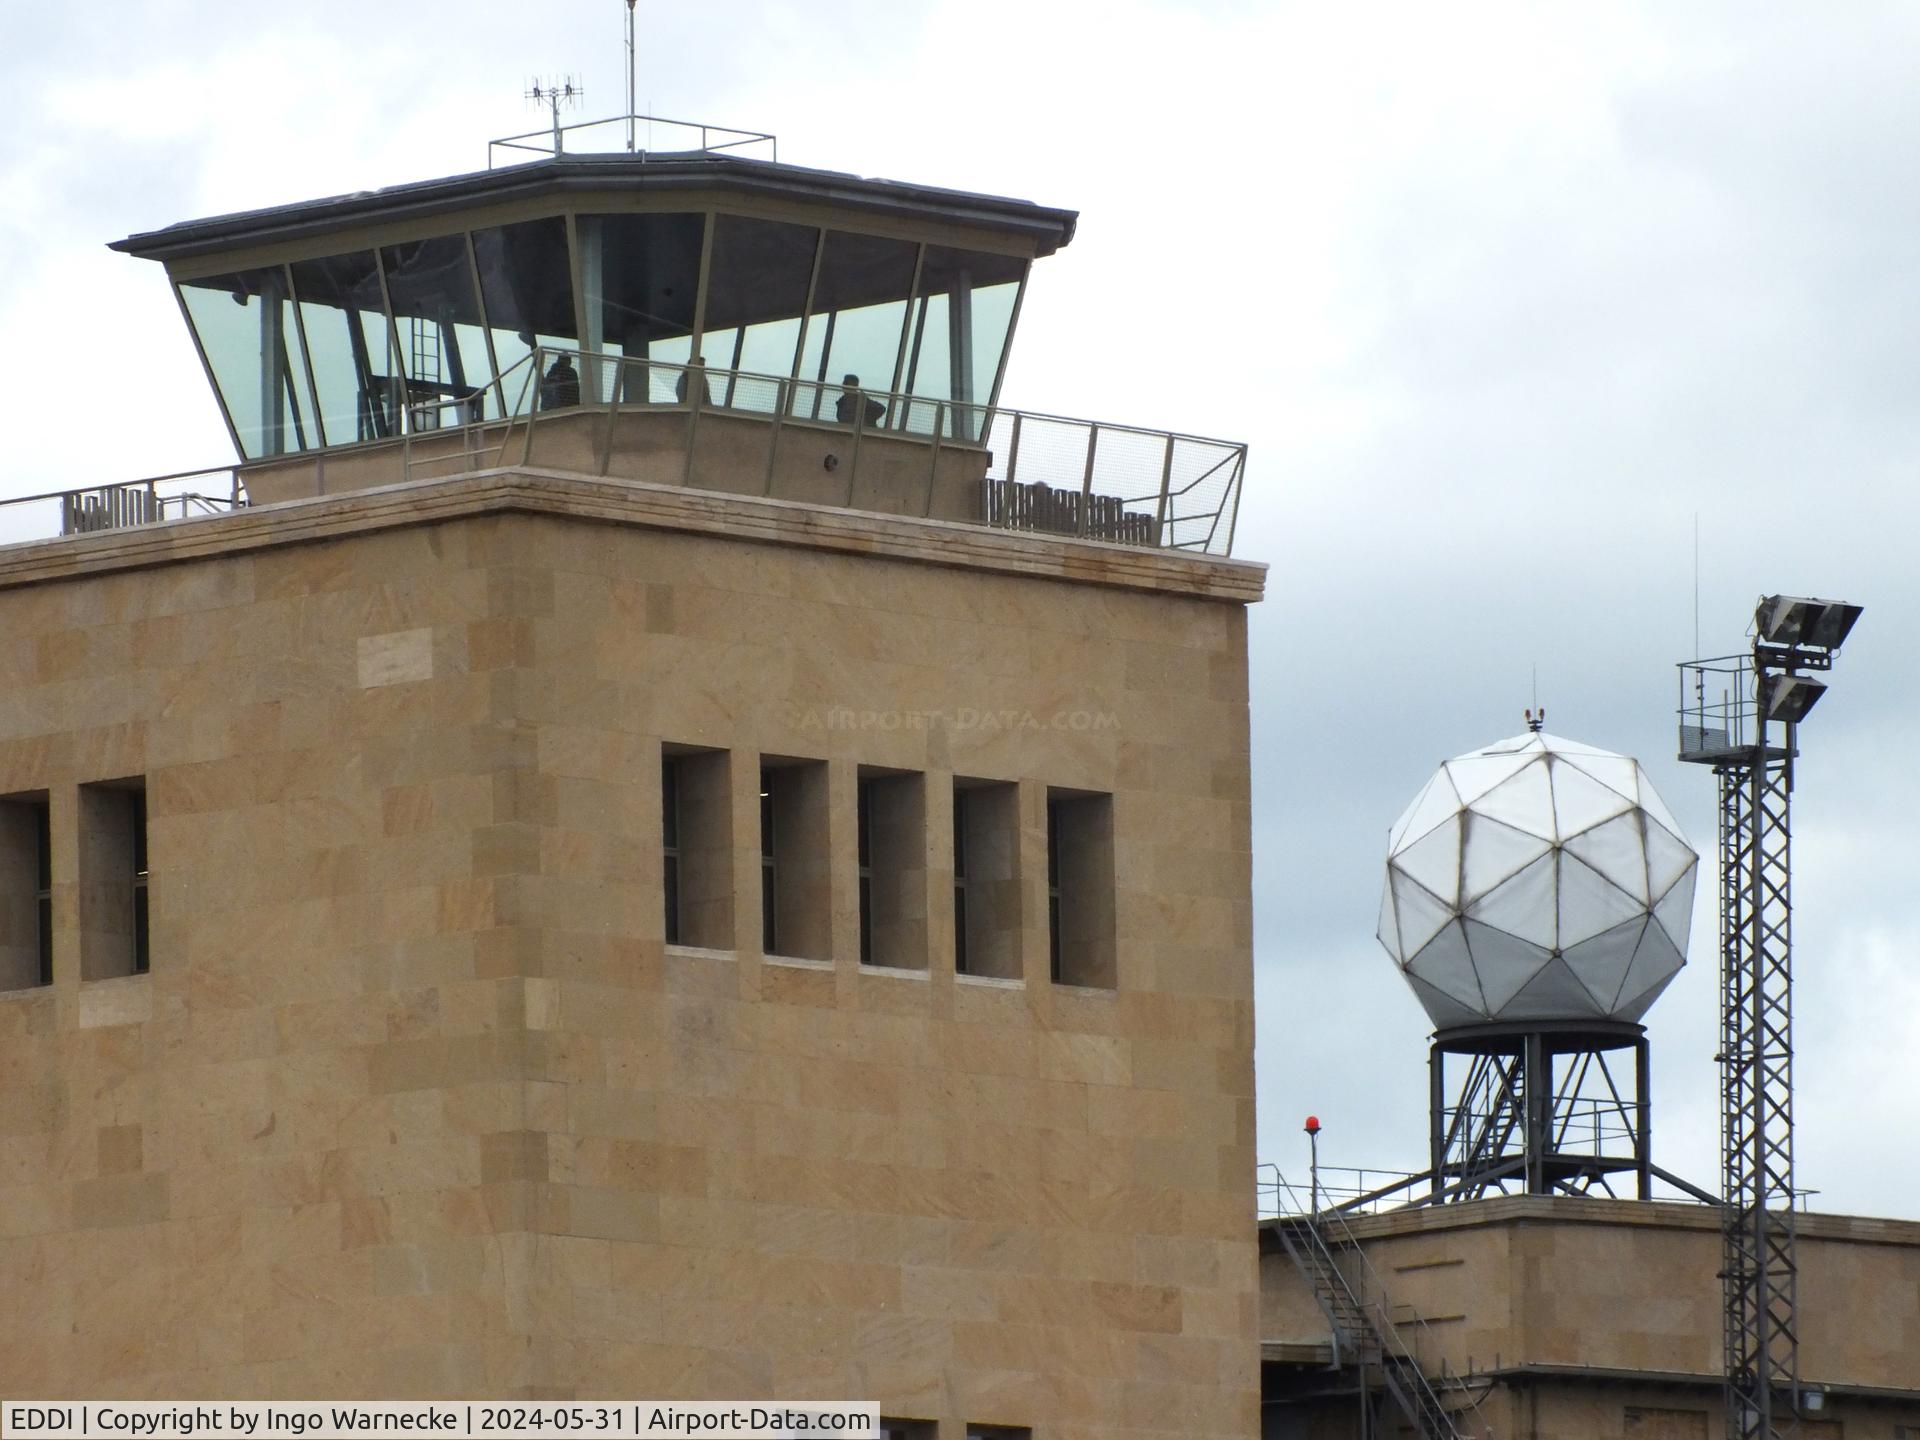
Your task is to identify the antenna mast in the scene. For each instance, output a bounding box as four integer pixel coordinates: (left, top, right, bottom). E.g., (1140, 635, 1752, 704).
(527, 77, 584, 155)
(625, 0, 639, 153)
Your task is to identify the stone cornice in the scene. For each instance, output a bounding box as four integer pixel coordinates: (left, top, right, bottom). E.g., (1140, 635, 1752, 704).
(0, 467, 1267, 604)
(1259, 1194, 1920, 1246)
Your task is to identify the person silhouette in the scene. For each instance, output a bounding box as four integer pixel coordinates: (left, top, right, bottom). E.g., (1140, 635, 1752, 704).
(675, 355, 713, 407)
(834, 373, 885, 427)
(540, 354, 581, 410)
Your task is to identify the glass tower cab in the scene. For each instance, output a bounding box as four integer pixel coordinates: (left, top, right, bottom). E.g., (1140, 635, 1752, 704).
(112, 134, 1247, 555)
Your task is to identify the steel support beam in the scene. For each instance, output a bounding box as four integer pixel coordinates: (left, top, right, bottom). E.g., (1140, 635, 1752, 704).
(1715, 743, 1799, 1440)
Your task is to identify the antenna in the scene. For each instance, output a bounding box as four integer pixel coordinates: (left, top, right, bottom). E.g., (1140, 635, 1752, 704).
(526, 77, 584, 155)
(624, 0, 639, 154)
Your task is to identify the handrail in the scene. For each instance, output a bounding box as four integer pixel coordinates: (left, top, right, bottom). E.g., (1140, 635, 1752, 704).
(2, 348, 1248, 559)
(1263, 1163, 1497, 1437)
(412, 344, 1248, 557)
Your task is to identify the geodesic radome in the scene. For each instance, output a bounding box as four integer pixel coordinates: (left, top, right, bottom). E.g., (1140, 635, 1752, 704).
(1377, 731, 1698, 1030)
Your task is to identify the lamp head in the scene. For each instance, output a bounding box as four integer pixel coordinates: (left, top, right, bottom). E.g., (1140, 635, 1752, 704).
(1755, 595, 1864, 652)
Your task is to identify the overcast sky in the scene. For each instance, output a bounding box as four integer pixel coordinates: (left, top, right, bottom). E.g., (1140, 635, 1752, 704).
(2, 1, 1914, 1219)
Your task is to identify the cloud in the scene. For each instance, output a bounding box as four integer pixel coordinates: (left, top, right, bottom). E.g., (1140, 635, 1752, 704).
(1, 0, 1912, 1218)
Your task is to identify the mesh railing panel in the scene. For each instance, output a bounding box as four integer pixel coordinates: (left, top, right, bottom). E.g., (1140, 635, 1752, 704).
(0, 352, 1248, 557)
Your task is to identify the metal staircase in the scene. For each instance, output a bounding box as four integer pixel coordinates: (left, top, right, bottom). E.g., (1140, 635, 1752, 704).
(1265, 1167, 1492, 1438)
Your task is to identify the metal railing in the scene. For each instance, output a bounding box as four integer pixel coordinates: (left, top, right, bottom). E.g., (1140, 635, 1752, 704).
(416, 347, 1246, 556)
(1259, 1163, 1431, 1219)
(1, 353, 1247, 559)
(489, 112, 778, 168)
(1678, 653, 1763, 761)
(1263, 1164, 1497, 1437)
(0, 468, 244, 549)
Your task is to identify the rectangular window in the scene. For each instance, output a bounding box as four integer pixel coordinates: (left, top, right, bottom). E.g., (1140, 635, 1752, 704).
(952, 778, 1019, 979)
(35, 801, 51, 986)
(858, 770, 926, 970)
(1048, 789, 1116, 989)
(857, 779, 871, 965)
(79, 780, 148, 981)
(760, 758, 829, 960)
(966, 1428, 1032, 1440)
(0, 796, 50, 992)
(880, 1423, 935, 1440)
(662, 755, 681, 945)
(131, 790, 149, 975)
(952, 789, 968, 974)
(661, 747, 732, 950)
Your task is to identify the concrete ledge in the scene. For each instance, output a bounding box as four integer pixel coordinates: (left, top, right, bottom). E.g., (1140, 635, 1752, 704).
(0, 466, 1268, 604)
(1259, 1193, 1920, 1245)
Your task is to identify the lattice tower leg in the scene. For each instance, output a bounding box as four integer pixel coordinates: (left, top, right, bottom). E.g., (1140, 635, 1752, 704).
(1718, 755, 1799, 1440)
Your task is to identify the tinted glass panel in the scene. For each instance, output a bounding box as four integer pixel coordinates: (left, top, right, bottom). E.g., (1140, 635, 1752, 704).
(289, 251, 401, 445)
(179, 267, 319, 458)
(698, 215, 818, 412)
(580, 212, 706, 404)
(381, 235, 499, 426)
(472, 218, 578, 413)
(795, 232, 918, 424)
(902, 247, 1026, 440)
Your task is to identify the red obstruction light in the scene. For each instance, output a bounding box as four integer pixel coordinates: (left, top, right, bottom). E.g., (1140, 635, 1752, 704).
(1303, 1115, 1321, 1135)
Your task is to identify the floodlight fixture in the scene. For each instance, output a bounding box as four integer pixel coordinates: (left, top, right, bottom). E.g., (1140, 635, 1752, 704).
(1754, 595, 1864, 652)
(1761, 673, 1827, 725)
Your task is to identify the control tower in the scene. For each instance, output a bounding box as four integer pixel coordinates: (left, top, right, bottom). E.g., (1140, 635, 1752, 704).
(0, 121, 1262, 1438)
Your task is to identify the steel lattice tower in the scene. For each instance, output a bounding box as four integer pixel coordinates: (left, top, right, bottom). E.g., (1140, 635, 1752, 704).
(1680, 594, 1861, 1440)
(1713, 745, 1798, 1440)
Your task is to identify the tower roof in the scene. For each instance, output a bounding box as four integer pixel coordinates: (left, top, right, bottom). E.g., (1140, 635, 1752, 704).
(109, 152, 1079, 264)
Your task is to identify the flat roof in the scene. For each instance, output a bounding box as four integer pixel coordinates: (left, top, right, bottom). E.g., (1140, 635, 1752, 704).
(110, 151, 1080, 263)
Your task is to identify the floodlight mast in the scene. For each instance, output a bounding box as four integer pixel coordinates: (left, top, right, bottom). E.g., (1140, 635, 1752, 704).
(1677, 594, 1862, 1440)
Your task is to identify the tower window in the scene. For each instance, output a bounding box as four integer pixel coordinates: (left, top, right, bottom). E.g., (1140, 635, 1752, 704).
(661, 747, 732, 950)
(0, 796, 52, 992)
(1047, 789, 1116, 989)
(952, 778, 1019, 980)
(662, 755, 681, 945)
(35, 801, 51, 986)
(80, 780, 149, 981)
(952, 789, 968, 973)
(760, 758, 829, 960)
(858, 770, 926, 970)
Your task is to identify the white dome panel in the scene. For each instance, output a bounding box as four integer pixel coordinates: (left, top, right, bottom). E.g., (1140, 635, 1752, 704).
(1638, 782, 1687, 846)
(1652, 864, 1698, 953)
(1614, 922, 1687, 1021)
(1467, 851, 1558, 950)
(1562, 915, 1648, 1013)
(1444, 749, 1537, 807)
(1460, 813, 1552, 906)
(1646, 820, 1697, 901)
(1404, 971, 1486, 1031)
(1499, 956, 1601, 1021)
(1463, 919, 1552, 1014)
(1565, 811, 1650, 903)
(1558, 852, 1644, 949)
(1390, 771, 1461, 852)
(1390, 871, 1454, 961)
(1396, 814, 1463, 909)
(1377, 876, 1401, 958)
(1407, 923, 1485, 1013)
(1548, 758, 1636, 841)
(1379, 730, 1699, 1029)
(1472, 757, 1557, 840)
(1559, 752, 1642, 802)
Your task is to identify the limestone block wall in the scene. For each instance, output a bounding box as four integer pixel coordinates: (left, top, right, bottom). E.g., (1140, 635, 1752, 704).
(1259, 1198, 1920, 1438)
(0, 472, 1265, 1440)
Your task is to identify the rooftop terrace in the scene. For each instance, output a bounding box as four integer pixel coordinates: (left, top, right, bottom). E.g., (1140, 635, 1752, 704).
(1, 120, 1248, 561)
